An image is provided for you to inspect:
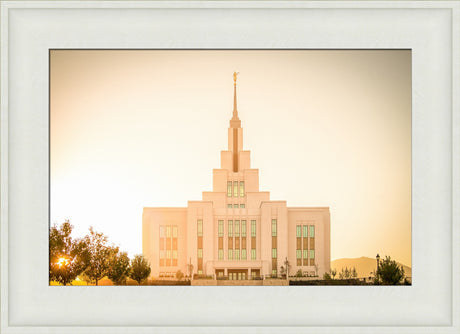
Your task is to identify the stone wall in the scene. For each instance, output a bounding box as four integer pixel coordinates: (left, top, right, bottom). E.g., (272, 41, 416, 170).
(191, 279, 217, 286)
(263, 279, 289, 286)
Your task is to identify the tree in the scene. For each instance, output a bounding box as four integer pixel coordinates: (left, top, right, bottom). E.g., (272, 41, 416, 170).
(49, 221, 88, 285)
(283, 258, 291, 278)
(344, 267, 350, 279)
(280, 266, 286, 277)
(108, 251, 131, 285)
(339, 268, 344, 279)
(82, 227, 118, 286)
(331, 268, 337, 279)
(339, 267, 353, 279)
(376, 256, 405, 285)
(295, 269, 303, 277)
(352, 267, 358, 279)
(130, 254, 151, 285)
(323, 272, 331, 280)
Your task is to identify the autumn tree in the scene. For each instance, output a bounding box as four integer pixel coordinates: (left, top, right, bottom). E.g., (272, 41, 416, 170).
(49, 221, 88, 285)
(82, 227, 118, 286)
(107, 251, 131, 285)
(376, 256, 405, 285)
(130, 254, 151, 285)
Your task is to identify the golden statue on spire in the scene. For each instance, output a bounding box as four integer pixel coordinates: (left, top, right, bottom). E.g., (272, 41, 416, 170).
(233, 72, 239, 85)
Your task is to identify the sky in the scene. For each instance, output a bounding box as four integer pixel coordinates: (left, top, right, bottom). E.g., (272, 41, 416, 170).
(50, 50, 411, 266)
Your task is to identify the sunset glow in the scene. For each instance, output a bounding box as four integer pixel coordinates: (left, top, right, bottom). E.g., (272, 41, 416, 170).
(56, 257, 69, 267)
(50, 50, 411, 266)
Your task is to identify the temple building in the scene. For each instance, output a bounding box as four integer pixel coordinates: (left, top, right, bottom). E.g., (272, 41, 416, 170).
(142, 73, 331, 282)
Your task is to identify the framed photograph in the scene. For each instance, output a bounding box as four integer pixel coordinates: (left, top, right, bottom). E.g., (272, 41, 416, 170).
(1, 1, 459, 333)
(48, 48, 411, 288)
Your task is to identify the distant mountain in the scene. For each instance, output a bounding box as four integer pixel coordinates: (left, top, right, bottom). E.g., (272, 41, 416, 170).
(331, 257, 411, 278)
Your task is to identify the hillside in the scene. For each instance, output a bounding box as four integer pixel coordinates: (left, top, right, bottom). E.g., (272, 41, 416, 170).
(331, 257, 411, 278)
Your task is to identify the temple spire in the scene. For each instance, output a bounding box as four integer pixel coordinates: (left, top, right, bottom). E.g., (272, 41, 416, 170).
(230, 72, 241, 128)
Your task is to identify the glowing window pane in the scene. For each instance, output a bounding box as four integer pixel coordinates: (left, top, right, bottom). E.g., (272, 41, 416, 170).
(296, 250, 302, 259)
(172, 226, 178, 238)
(241, 221, 247, 237)
(251, 220, 256, 237)
(197, 220, 203, 236)
(271, 219, 277, 236)
(235, 220, 240, 237)
(227, 182, 232, 197)
(228, 220, 233, 237)
(296, 225, 301, 237)
(218, 220, 224, 237)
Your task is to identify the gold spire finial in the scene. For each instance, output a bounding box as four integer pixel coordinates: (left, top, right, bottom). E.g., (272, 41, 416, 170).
(233, 72, 239, 85)
(230, 72, 241, 128)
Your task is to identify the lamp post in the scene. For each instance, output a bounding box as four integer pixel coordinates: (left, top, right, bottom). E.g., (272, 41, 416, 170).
(376, 253, 380, 282)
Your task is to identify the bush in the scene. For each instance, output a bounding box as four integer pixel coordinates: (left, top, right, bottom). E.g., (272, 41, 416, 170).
(176, 270, 184, 280)
(376, 256, 405, 285)
(193, 274, 213, 280)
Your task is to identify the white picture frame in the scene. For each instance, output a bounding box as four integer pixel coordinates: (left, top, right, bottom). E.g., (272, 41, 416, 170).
(1, 1, 459, 333)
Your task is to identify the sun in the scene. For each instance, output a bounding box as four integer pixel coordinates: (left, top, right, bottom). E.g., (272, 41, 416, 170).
(56, 257, 70, 267)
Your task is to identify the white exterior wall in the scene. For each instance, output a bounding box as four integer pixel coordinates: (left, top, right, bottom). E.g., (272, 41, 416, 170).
(142, 208, 187, 277)
(287, 208, 331, 277)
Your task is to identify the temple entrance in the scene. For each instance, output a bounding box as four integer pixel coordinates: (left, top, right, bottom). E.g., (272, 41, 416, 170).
(228, 269, 248, 280)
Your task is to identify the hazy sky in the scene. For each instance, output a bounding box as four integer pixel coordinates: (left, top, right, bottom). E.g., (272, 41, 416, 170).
(50, 50, 411, 266)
